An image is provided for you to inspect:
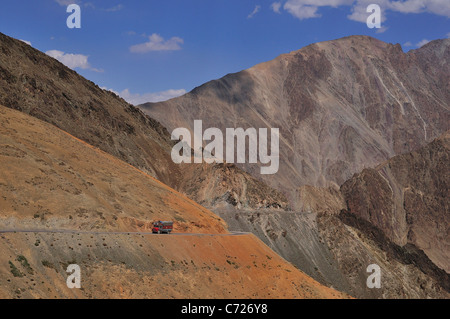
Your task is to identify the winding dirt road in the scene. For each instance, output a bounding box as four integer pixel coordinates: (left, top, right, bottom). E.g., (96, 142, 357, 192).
(0, 229, 249, 236)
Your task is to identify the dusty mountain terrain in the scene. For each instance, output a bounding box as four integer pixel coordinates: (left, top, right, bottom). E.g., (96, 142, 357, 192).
(0, 104, 225, 234)
(215, 209, 354, 294)
(317, 211, 448, 298)
(140, 36, 449, 298)
(0, 105, 348, 299)
(142, 36, 450, 202)
(177, 162, 289, 210)
(0, 232, 348, 299)
(341, 130, 449, 277)
(218, 206, 449, 299)
(0, 32, 286, 211)
(310, 132, 450, 297)
(1, 31, 448, 299)
(215, 132, 449, 298)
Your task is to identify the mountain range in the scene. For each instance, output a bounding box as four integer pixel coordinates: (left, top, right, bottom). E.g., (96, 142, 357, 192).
(142, 35, 449, 204)
(0, 32, 448, 298)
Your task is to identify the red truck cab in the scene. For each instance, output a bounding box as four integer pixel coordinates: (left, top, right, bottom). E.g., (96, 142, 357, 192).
(152, 221, 173, 234)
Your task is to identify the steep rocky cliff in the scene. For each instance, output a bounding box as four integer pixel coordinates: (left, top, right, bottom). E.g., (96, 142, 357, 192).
(341, 130, 449, 277)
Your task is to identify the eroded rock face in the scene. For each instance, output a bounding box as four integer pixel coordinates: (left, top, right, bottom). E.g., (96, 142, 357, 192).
(142, 36, 450, 202)
(294, 185, 345, 213)
(341, 131, 449, 276)
(317, 212, 449, 299)
(219, 131, 450, 299)
(178, 163, 289, 210)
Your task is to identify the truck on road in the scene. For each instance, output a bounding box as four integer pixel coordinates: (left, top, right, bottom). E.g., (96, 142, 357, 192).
(152, 221, 173, 234)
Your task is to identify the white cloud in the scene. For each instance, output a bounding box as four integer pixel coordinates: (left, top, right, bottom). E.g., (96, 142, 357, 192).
(102, 88, 187, 105)
(55, 0, 80, 6)
(416, 38, 430, 47)
(282, 0, 354, 19)
(281, 0, 450, 21)
(248, 5, 261, 18)
(83, 2, 95, 9)
(271, 2, 282, 13)
(283, 1, 321, 20)
(347, 0, 384, 23)
(45, 50, 102, 72)
(447, 32, 450, 38)
(376, 26, 389, 33)
(20, 39, 32, 46)
(403, 39, 433, 48)
(130, 34, 183, 53)
(388, 0, 450, 16)
(55, 0, 123, 12)
(105, 4, 123, 12)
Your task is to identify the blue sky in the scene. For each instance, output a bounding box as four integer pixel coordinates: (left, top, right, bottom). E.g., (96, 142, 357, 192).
(0, 0, 449, 105)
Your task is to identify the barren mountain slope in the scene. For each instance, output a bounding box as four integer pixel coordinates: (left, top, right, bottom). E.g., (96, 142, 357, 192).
(142, 36, 450, 202)
(341, 130, 449, 274)
(0, 105, 348, 299)
(217, 206, 449, 299)
(140, 35, 450, 298)
(228, 132, 450, 298)
(296, 130, 450, 298)
(0, 104, 225, 234)
(317, 211, 449, 298)
(0, 34, 178, 186)
(0, 232, 349, 299)
(0, 32, 286, 210)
